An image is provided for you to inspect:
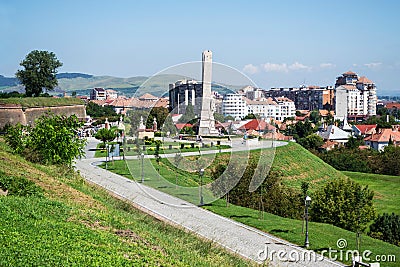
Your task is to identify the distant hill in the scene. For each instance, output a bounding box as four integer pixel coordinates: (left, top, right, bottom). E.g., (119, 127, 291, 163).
(0, 72, 239, 97)
(0, 75, 19, 87)
(56, 73, 93, 79)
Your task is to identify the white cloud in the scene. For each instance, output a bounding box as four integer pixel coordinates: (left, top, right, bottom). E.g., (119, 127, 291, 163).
(320, 63, 336, 69)
(262, 63, 288, 72)
(288, 62, 311, 71)
(242, 64, 259, 74)
(364, 62, 382, 69)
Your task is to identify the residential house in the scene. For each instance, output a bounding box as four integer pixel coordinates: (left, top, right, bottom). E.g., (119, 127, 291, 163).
(238, 118, 277, 135)
(364, 128, 400, 151)
(352, 124, 377, 137)
(316, 125, 351, 145)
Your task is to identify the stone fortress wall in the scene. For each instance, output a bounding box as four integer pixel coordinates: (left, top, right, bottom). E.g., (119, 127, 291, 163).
(0, 105, 86, 129)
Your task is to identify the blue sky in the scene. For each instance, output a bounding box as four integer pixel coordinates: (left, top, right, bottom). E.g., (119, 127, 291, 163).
(1, 0, 399, 95)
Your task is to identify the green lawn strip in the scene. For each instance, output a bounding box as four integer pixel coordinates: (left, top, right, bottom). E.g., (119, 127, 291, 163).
(94, 143, 230, 158)
(0, 142, 253, 267)
(343, 171, 400, 215)
(0, 97, 83, 107)
(99, 158, 215, 204)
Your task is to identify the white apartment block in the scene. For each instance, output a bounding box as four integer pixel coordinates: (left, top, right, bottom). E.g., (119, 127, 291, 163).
(335, 71, 377, 120)
(274, 97, 296, 121)
(246, 98, 277, 119)
(222, 94, 248, 119)
(222, 93, 296, 121)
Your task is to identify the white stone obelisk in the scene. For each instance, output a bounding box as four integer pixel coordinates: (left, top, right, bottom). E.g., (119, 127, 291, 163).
(198, 50, 218, 135)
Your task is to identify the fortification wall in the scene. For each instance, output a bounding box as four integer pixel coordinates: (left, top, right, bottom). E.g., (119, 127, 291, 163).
(0, 105, 86, 129)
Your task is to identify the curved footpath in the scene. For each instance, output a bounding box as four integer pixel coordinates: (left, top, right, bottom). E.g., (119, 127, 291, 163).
(76, 138, 344, 267)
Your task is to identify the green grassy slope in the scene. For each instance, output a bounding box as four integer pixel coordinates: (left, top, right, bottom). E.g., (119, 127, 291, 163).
(270, 142, 349, 190)
(0, 141, 252, 267)
(343, 171, 400, 214)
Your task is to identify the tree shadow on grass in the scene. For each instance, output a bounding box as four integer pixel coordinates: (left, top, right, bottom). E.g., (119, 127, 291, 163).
(270, 229, 291, 234)
(229, 215, 253, 219)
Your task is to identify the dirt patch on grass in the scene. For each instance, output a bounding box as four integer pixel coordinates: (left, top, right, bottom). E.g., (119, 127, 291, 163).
(0, 151, 104, 211)
(115, 229, 166, 254)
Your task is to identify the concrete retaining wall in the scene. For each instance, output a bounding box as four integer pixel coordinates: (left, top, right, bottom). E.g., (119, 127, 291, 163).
(0, 105, 86, 128)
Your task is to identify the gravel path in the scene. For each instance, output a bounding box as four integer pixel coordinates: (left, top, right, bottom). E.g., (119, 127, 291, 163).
(76, 138, 344, 267)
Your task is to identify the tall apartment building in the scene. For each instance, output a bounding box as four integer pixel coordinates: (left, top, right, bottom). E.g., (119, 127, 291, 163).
(222, 94, 295, 121)
(168, 79, 204, 116)
(264, 86, 334, 111)
(334, 71, 377, 120)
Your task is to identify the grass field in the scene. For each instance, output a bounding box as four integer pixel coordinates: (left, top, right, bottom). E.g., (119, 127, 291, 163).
(270, 142, 349, 190)
(0, 97, 84, 107)
(99, 142, 400, 266)
(0, 141, 253, 266)
(343, 171, 400, 215)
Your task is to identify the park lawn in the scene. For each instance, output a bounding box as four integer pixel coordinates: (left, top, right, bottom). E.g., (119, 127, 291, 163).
(102, 158, 400, 267)
(343, 171, 400, 215)
(94, 142, 230, 158)
(99, 158, 215, 204)
(0, 141, 253, 267)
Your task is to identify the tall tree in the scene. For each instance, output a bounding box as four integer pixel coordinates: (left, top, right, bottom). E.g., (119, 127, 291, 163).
(16, 50, 63, 97)
(95, 128, 117, 146)
(310, 177, 376, 232)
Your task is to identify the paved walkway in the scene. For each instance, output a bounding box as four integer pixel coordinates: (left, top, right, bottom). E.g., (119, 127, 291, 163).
(76, 138, 344, 267)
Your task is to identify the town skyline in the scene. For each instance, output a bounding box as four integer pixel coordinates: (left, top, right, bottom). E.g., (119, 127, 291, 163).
(1, 0, 400, 95)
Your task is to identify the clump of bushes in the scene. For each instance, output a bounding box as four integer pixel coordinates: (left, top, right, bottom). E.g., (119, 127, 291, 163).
(369, 213, 400, 246)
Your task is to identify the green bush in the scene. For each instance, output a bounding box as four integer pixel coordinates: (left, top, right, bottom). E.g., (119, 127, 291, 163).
(0, 171, 43, 197)
(369, 213, 400, 246)
(4, 112, 86, 166)
(310, 177, 376, 232)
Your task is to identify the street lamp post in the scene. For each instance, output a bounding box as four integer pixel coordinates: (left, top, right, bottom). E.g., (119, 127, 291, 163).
(141, 153, 144, 183)
(304, 195, 312, 248)
(199, 168, 204, 206)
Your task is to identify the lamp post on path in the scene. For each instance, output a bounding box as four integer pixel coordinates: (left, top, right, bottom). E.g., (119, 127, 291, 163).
(304, 195, 311, 248)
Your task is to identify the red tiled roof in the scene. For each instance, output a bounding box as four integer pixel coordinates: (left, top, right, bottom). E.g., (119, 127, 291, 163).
(175, 123, 192, 130)
(343, 70, 356, 75)
(354, 124, 377, 135)
(364, 129, 400, 143)
(90, 100, 108, 106)
(357, 76, 373, 84)
(238, 119, 276, 131)
(386, 103, 400, 109)
(139, 93, 157, 100)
